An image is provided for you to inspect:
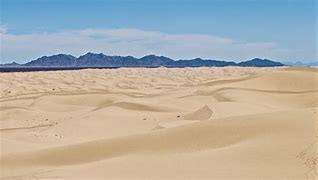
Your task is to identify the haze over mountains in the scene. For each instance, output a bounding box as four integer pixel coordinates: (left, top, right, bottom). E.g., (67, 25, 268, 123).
(283, 61, 318, 67)
(1, 53, 286, 67)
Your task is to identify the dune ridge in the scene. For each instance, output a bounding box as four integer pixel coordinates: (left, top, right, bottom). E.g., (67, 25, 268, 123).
(1, 108, 316, 166)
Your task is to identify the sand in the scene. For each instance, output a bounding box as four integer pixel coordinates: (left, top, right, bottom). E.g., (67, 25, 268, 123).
(0, 66, 317, 179)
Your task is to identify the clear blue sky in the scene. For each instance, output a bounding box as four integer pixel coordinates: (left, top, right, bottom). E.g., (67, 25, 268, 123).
(0, 0, 317, 63)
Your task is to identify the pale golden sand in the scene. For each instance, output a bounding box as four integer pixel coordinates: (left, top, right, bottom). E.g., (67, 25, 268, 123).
(0, 67, 317, 179)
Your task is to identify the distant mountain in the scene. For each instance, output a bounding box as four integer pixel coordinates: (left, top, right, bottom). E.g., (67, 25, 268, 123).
(0, 62, 21, 67)
(1, 53, 287, 67)
(283, 61, 318, 67)
(25, 54, 77, 67)
(75, 53, 173, 67)
(138, 55, 174, 66)
(77, 53, 115, 67)
(238, 58, 284, 67)
(169, 58, 236, 67)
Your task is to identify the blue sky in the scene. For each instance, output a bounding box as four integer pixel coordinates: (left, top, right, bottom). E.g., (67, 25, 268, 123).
(0, 0, 317, 63)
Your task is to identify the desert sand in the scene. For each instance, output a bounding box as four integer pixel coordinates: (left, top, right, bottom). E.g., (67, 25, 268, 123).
(0, 66, 317, 179)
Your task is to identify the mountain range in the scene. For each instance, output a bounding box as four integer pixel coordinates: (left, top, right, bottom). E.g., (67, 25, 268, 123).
(283, 61, 318, 67)
(1, 53, 286, 67)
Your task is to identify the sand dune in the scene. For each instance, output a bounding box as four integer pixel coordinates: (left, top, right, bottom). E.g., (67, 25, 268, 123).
(0, 67, 317, 179)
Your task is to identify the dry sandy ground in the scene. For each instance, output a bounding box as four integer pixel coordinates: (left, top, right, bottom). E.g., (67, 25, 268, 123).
(0, 67, 317, 180)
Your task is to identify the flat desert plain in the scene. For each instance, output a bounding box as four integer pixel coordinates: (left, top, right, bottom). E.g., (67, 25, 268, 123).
(0, 67, 318, 180)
